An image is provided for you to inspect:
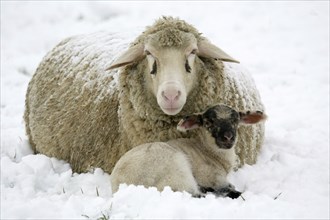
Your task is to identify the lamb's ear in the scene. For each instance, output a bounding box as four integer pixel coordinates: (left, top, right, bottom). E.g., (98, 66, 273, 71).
(177, 114, 203, 132)
(239, 111, 267, 124)
(197, 40, 239, 63)
(107, 44, 145, 70)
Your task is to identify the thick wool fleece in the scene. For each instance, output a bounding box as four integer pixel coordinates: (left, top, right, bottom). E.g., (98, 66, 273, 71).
(133, 16, 204, 47)
(24, 17, 264, 173)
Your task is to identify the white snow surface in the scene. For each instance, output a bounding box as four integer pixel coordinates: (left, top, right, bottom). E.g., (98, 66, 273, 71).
(1, 1, 329, 219)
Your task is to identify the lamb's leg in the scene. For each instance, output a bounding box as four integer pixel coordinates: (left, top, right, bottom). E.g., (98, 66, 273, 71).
(158, 151, 202, 198)
(214, 185, 242, 199)
(199, 184, 242, 199)
(199, 186, 215, 194)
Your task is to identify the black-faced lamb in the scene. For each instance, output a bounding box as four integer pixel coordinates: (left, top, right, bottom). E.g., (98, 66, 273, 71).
(24, 17, 265, 173)
(111, 104, 267, 198)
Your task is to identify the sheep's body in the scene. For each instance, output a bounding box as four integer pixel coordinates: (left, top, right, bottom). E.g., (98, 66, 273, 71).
(111, 132, 236, 196)
(24, 32, 133, 171)
(25, 18, 264, 173)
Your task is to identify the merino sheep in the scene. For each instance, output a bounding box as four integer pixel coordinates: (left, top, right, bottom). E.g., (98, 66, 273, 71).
(111, 104, 267, 198)
(24, 17, 265, 173)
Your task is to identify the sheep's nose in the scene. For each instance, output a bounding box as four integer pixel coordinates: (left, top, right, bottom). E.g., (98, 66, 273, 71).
(224, 131, 233, 141)
(162, 90, 181, 102)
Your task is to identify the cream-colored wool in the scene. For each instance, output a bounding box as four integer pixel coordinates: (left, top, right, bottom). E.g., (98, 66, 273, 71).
(24, 17, 264, 173)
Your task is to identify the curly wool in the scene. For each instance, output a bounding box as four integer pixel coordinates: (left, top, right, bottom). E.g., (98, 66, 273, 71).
(134, 16, 203, 47)
(24, 17, 264, 173)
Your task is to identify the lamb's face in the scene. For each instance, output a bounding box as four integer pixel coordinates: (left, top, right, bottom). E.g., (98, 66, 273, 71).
(177, 104, 266, 150)
(143, 32, 198, 115)
(201, 105, 240, 149)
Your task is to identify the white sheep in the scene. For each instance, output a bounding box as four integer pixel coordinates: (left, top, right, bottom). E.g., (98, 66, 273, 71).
(24, 16, 265, 173)
(111, 104, 267, 198)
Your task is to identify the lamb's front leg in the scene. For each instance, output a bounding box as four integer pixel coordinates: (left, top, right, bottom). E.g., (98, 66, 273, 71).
(214, 184, 242, 199)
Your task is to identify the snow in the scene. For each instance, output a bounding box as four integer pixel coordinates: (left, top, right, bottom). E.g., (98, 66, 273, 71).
(1, 1, 329, 219)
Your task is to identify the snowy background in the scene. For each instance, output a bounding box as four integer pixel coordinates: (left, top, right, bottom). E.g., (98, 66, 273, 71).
(1, 1, 329, 219)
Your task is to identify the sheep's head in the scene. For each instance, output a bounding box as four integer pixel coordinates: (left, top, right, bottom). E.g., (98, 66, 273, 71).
(141, 31, 199, 115)
(107, 17, 239, 115)
(177, 104, 267, 149)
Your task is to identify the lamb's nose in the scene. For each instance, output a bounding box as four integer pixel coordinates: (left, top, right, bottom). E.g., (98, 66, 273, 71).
(224, 131, 233, 141)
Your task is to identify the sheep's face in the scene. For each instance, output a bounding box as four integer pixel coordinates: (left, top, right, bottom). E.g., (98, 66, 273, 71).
(177, 104, 266, 149)
(143, 32, 198, 115)
(107, 18, 240, 116)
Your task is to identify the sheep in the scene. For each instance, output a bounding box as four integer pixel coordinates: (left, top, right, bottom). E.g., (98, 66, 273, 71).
(111, 104, 267, 198)
(24, 16, 265, 174)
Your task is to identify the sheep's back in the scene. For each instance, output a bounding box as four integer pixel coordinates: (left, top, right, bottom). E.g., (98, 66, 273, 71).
(221, 63, 265, 166)
(24, 32, 132, 173)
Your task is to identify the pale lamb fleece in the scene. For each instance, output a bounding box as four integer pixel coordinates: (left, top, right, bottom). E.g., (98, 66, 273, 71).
(111, 104, 266, 198)
(24, 17, 264, 173)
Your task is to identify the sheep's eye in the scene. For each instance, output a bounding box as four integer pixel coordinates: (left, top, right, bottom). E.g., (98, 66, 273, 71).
(190, 49, 197, 55)
(185, 59, 191, 73)
(185, 49, 197, 73)
(150, 60, 157, 75)
(146, 50, 157, 75)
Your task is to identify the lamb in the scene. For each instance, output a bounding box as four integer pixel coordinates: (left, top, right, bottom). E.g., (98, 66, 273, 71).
(24, 16, 265, 174)
(111, 104, 267, 198)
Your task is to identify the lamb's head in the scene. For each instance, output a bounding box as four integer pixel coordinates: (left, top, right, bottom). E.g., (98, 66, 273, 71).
(177, 104, 267, 149)
(108, 17, 239, 115)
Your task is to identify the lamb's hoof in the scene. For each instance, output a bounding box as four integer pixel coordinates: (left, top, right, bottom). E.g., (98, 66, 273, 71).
(192, 193, 205, 198)
(215, 187, 242, 199)
(227, 190, 242, 199)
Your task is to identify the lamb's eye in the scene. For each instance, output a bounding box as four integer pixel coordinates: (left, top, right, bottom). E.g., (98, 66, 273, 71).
(145, 50, 151, 56)
(204, 120, 212, 128)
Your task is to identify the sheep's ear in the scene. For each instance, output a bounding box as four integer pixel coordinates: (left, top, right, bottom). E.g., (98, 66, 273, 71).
(197, 40, 239, 63)
(239, 111, 267, 124)
(177, 114, 203, 132)
(107, 44, 145, 70)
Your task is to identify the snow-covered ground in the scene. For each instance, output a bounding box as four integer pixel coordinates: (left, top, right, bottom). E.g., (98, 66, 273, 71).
(1, 1, 329, 219)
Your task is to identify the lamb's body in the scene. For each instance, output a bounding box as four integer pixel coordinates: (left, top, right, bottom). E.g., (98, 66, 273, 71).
(111, 133, 235, 196)
(111, 105, 266, 197)
(25, 18, 264, 173)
